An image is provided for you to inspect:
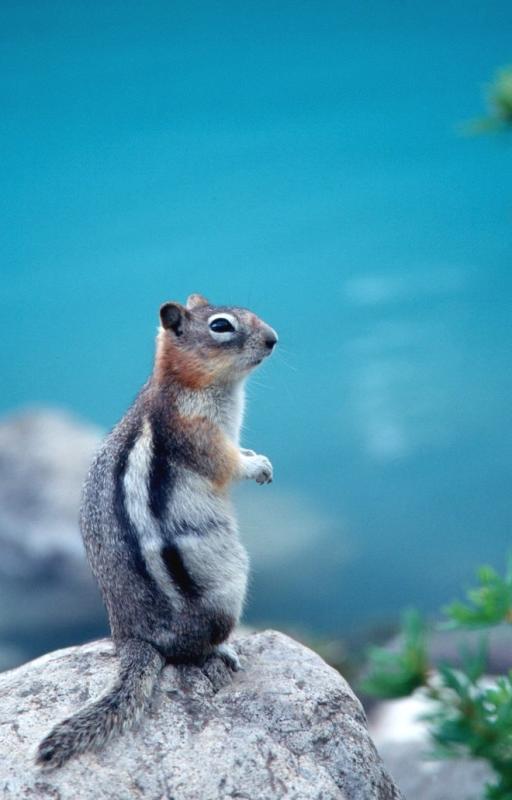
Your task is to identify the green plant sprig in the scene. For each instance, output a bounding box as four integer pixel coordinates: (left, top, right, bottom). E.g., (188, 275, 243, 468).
(443, 558, 512, 629)
(359, 609, 430, 698)
(360, 556, 512, 800)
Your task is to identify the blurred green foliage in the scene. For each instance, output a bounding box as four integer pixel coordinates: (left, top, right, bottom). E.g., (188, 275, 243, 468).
(359, 610, 429, 698)
(361, 68, 512, 798)
(360, 558, 512, 800)
(468, 66, 512, 134)
(443, 558, 512, 628)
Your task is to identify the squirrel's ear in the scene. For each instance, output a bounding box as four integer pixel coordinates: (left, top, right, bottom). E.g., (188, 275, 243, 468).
(159, 302, 189, 336)
(186, 293, 209, 310)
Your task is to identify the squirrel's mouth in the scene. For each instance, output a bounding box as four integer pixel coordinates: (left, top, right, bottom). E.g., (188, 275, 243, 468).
(242, 356, 263, 372)
(249, 344, 275, 368)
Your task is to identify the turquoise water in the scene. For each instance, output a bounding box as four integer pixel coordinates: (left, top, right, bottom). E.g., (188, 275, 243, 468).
(2, 1, 512, 634)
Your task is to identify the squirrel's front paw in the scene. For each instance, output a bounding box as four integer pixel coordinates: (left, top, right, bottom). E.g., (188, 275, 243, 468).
(241, 452, 273, 484)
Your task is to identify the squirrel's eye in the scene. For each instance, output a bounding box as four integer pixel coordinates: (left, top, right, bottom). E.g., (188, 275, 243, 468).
(209, 317, 235, 333)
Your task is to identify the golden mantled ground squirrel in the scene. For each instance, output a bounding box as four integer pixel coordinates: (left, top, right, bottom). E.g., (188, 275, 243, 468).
(37, 293, 277, 769)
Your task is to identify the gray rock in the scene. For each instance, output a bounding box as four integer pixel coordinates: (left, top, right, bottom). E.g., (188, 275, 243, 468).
(377, 742, 492, 800)
(1, 630, 401, 800)
(0, 409, 106, 668)
(0, 408, 101, 577)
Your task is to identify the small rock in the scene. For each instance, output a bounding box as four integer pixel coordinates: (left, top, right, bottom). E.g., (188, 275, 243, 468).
(0, 409, 106, 667)
(370, 694, 493, 800)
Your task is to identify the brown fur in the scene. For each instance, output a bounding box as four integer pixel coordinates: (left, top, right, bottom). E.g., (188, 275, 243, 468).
(210, 434, 242, 491)
(186, 293, 209, 310)
(154, 331, 214, 390)
(177, 415, 241, 491)
(155, 329, 243, 391)
(149, 333, 242, 492)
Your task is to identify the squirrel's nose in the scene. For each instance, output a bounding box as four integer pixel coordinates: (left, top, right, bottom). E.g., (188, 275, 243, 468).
(264, 328, 278, 350)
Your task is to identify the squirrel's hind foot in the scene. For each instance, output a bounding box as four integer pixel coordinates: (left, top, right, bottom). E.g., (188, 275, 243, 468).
(215, 642, 242, 671)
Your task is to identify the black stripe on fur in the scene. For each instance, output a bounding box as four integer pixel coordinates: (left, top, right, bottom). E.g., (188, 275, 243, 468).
(148, 408, 176, 521)
(161, 544, 201, 598)
(113, 422, 155, 585)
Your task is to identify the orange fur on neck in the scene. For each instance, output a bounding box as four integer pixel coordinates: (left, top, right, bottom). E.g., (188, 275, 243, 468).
(154, 330, 237, 390)
(154, 331, 214, 390)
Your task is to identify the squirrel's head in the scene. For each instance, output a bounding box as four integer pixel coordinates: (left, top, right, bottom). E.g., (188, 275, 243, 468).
(155, 293, 277, 388)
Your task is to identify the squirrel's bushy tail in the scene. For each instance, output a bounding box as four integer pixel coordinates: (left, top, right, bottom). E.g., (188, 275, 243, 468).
(36, 639, 165, 770)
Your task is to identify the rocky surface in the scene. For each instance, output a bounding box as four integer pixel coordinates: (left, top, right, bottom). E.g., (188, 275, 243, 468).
(370, 694, 493, 800)
(1, 630, 401, 800)
(0, 408, 103, 577)
(0, 408, 107, 668)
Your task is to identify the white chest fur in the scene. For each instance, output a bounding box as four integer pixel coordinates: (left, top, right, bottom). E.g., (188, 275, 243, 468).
(220, 380, 246, 444)
(175, 380, 246, 446)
